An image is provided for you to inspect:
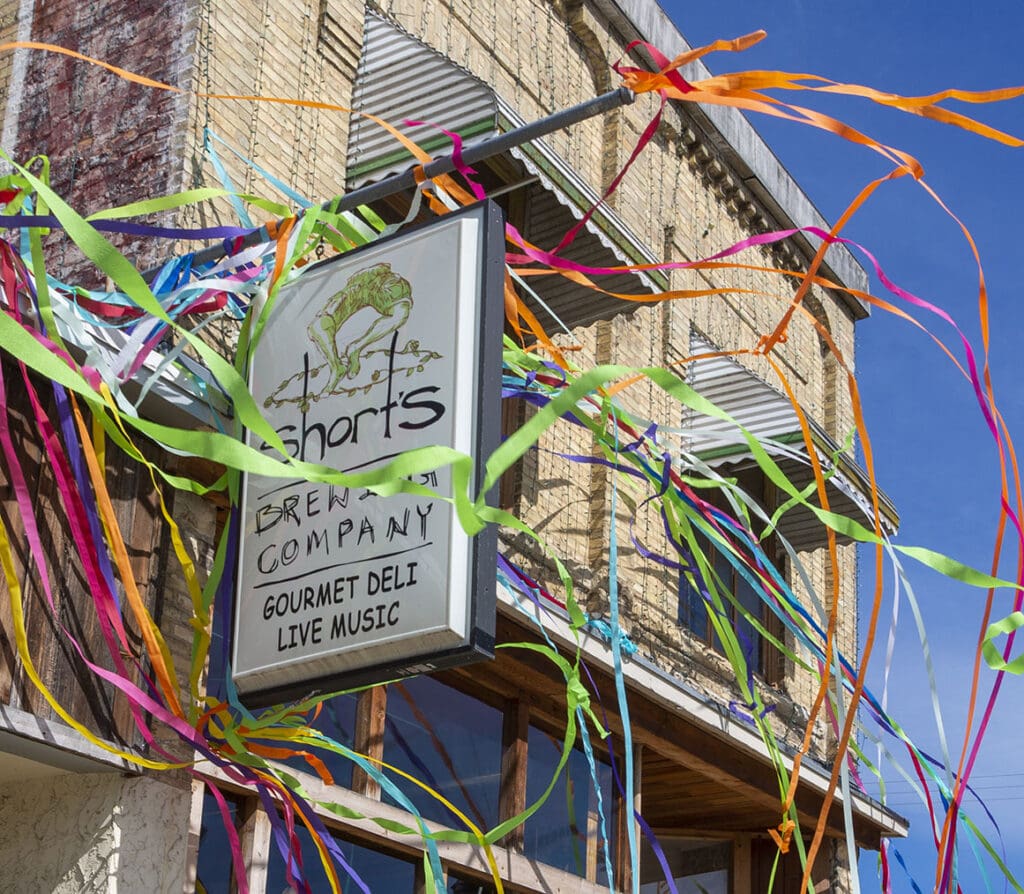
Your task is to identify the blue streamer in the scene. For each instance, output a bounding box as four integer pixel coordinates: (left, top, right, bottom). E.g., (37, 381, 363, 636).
(607, 404, 640, 893)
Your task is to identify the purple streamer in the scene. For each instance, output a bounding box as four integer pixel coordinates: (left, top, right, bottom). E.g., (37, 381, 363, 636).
(0, 213, 253, 240)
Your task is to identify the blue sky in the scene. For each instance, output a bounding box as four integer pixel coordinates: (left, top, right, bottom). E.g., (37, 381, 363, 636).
(661, 2, 1024, 889)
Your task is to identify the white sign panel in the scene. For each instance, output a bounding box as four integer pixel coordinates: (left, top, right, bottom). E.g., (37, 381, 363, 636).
(232, 203, 502, 704)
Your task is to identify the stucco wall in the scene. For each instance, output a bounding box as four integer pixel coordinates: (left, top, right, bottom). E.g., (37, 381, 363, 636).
(0, 772, 192, 893)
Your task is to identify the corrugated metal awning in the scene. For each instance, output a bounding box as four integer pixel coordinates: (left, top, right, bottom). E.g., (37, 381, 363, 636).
(347, 12, 499, 186)
(684, 333, 801, 449)
(685, 332, 898, 549)
(515, 181, 657, 330)
(347, 10, 662, 325)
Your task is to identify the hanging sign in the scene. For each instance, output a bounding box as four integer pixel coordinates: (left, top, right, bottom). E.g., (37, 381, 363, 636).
(232, 202, 503, 705)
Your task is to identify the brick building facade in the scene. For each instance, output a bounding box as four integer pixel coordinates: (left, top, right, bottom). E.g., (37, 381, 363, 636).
(0, 0, 904, 891)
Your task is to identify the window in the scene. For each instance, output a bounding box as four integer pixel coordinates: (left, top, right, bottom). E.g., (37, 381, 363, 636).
(523, 724, 616, 887)
(678, 532, 767, 676)
(677, 526, 787, 686)
(193, 679, 624, 892)
(381, 676, 503, 830)
(195, 786, 241, 894)
(266, 822, 417, 893)
(676, 461, 787, 686)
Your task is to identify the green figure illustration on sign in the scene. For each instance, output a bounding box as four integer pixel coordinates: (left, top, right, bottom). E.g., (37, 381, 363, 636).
(265, 262, 442, 409)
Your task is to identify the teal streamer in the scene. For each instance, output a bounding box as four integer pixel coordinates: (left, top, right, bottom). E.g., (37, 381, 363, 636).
(203, 130, 255, 228)
(607, 405, 639, 893)
(496, 566, 617, 889)
(205, 127, 313, 210)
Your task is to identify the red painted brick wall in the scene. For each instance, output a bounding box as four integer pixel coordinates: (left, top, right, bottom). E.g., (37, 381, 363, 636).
(11, 0, 198, 285)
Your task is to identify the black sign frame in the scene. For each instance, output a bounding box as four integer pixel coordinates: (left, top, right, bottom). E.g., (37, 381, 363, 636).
(230, 200, 504, 707)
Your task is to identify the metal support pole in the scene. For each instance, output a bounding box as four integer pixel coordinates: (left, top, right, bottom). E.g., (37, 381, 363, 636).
(145, 86, 634, 278)
(336, 85, 634, 212)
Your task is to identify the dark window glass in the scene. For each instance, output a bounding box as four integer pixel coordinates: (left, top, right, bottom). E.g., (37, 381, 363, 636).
(678, 563, 711, 640)
(447, 874, 497, 894)
(295, 691, 359, 788)
(734, 565, 763, 670)
(195, 786, 239, 894)
(523, 726, 615, 885)
(266, 821, 415, 894)
(678, 534, 765, 674)
(639, 837, 730, 894)
(381, 676, 503, 830)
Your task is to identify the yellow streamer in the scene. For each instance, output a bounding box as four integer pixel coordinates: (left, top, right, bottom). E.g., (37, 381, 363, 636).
(0, 512, 186, 771)
(68, 392, 185, 718)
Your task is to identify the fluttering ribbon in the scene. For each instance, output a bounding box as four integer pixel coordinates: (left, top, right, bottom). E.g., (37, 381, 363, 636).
(1, 34, 1023, 894)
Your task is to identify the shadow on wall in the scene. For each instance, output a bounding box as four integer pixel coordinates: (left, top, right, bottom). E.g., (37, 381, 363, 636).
(0, 772, 190, 893)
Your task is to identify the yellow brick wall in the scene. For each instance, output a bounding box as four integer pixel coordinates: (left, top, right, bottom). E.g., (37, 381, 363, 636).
(0, 0, 864, 760)
(459, 2, 861, 758)
(373, 0, 861, 442)
(169, 0, 859, 463)
(180, 0, 363, 230)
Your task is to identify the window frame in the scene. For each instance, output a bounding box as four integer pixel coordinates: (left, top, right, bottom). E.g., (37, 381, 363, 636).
(678, 537, 773, 677)
(676, 469, 787, 687)
(190, 674, 623, 894)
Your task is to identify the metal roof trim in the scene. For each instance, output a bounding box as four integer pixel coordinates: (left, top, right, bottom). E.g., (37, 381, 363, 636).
(348, 12, 665, 296)
(684, 332, 802, 444)
(347, 116, 497, 181)
(695, 432, 899, 538)
(810, 423, 900, 530)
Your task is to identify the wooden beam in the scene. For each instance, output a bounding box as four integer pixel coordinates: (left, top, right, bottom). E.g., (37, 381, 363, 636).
(646, 827, 737, 841)
(733, 833, 752, 894)
(492, 626, 884, 846)
(413, 860, 430, 894)
(199, 758, 617, 894)
(615, 743, 641, 892)
(351, 685, 387, 800)
(237, 798, 272, 894)
(446, 614, 889, 848)
(498, 694, 529, 851)
(586, 797, 599, 882)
